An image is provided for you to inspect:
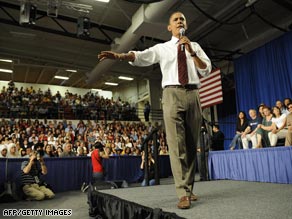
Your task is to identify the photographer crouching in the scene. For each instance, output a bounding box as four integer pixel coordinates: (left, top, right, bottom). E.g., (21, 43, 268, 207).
(21, 143, 55, 201)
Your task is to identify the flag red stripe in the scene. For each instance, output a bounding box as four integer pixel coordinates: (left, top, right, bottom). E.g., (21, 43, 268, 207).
(200, 81, 222, 92)
(199, 85, 222, 97)
(200, 71, 221, 83)
(200, 89, 223, 99)
(199, 68, 223, 108)
(200, 92, 223, 103)
(200, 69, 220, 82)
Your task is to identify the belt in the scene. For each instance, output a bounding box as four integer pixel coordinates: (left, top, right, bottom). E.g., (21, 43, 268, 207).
(164, 84, 199, 90)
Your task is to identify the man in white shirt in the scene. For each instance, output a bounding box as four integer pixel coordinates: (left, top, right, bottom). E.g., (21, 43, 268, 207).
(285, 103, 292, 146)
(98, 11, 211, 209)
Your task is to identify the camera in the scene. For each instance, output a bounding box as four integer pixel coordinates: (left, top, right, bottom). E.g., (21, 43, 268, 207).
(33, 142, 45, 160)
(33, 150, 44, 161)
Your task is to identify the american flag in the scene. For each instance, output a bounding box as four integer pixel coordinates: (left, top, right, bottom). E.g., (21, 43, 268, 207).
(199, 68, 223, 109)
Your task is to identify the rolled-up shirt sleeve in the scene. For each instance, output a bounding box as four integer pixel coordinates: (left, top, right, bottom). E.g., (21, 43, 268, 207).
(191, 42, 212, 77)
(129, 45, 160, 67)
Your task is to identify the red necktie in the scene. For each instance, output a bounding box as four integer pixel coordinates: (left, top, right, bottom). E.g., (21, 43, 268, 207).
(177, 45, 188, 86)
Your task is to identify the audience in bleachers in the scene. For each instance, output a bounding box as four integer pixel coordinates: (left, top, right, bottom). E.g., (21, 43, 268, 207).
(1, 83, 291, 157)
(0, 84, 138, 121)
(0, 118, 168, 159)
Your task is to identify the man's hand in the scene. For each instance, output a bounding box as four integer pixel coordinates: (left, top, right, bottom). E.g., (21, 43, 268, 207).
(98, 51, 120, 61)
(178, 36, 195, 56)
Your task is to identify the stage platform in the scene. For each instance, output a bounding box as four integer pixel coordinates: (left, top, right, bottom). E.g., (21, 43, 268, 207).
(208, 146, 292, 184)
(1, 178, 292, 219)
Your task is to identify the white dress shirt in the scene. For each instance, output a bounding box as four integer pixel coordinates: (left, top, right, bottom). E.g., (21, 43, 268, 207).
(129, 36, 211, 88)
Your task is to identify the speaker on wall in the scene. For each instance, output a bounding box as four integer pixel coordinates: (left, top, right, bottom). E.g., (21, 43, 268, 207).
(77, 17, 91, 37)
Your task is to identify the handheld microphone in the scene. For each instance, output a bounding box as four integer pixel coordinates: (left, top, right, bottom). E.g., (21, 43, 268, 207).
(179, 28, 185, 51)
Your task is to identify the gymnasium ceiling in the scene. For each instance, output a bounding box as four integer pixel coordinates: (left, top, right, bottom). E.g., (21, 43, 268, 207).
(0, 0, 291, 90)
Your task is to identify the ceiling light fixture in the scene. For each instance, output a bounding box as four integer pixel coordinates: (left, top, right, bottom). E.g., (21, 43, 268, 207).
(245, 0, 258, 7)
(91, 89, 102, 92)
(118, 76, 134, 81)
(0, 69, 13, 73)
(0, 59, 13, 63)
(93, 0, 110, 3)
(105, 82, 118, 86)
(54, 76, 69, 80)
(65, 69, 77, 72)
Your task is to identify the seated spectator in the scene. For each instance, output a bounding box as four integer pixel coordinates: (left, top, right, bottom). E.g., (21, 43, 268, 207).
(283, 98, 292, 115)
(56, 146, 63, 157)
(210, 125, 225, 151)
(0, 144, 7, 157)
(113, 147, 123, 156)
(275, 100, 286, 115)
(122, 146, 132, 156)
(241, 109, 262, 149)
(268, 106, 287, 146)
(285, 103, 292, 146)
(43, 145, 55, 157)
(7, 143, 19, 158)
(21, 148, 55, 201)
(258, 103, 266, 119)
(257, 106, 274, 147)
(229, 111, 249, 150)
(60, 143, 76, 157)
(77, 146, 86, 156)
(19, 148, 27, 157)
(104, 146, 113, 157)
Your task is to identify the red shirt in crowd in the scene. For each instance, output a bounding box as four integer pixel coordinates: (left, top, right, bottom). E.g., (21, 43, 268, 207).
(91, 149, 103, 173)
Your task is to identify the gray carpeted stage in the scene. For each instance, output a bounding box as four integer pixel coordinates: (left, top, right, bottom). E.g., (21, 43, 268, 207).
(1, 177, 292, 219)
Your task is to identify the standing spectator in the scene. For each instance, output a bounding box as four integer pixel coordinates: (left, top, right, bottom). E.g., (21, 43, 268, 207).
(91, 142, 109, 183)
(140, 151, 155, 186)
(210, 125, 225, 151)
(144, 101, 151, 122)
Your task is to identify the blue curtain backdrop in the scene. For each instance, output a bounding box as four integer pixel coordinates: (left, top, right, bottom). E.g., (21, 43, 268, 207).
(218, 114, 237, 150)
(234, 31, 292, 113)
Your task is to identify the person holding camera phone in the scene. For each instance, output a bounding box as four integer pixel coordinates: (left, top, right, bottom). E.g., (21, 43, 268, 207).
(91, 142, 109, 183)
(21, 143, 55, 201)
